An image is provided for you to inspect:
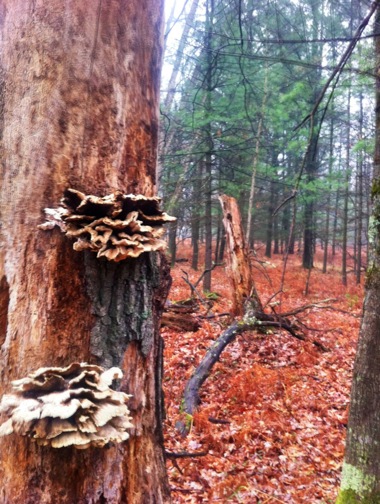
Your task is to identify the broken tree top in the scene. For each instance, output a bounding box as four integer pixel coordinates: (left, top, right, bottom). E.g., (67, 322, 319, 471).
(39, 188, 176, 262)
(0, 362, 133, 449)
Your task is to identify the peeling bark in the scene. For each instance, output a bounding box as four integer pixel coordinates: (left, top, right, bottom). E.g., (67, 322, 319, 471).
(0, 1, 171, 502)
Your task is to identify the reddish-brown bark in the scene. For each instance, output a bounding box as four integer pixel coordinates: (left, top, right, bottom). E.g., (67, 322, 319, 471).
(0, 1, 171, 502)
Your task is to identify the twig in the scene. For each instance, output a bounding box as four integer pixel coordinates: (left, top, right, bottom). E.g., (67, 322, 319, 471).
(263, 289, 283, 310)
(170, 487, 204, 494)
(165, 450, 208, 459)
(280, 298, 339, 317)
(208, 417, 231, 424)
(181, 270, 210, 310)
(273, 189, 297, 216)
(193, 263, 224, 289)
(200, 312, 231, 319)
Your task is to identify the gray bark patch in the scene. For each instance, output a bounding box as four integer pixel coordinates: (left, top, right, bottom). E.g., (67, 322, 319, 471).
(84, 251, 161, 367)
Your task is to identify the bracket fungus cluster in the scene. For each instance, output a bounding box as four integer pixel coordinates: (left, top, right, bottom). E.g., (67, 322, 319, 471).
(39, 188, 176, 261)
(0, 362, 133, 449)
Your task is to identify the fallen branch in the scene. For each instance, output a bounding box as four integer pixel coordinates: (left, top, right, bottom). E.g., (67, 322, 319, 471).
(176, 303, 327, 436)
(200, 312, 231, 320)
(165, 450, 208, 459)
(208, 417, 231, 425)
(181, 270, 212, 310)
(279, 298, 338, 317)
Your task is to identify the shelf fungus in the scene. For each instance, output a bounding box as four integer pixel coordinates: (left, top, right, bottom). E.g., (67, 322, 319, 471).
(0, 362, 133, 449)
(38, 188, 176, 261)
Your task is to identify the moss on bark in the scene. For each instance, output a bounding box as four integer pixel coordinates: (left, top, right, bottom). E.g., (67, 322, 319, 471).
(336, 464, 380, 504)
(336, 489, 380, 503)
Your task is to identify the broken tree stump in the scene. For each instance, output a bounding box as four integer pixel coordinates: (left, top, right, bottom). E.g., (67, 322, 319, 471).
(218, 194, 262, 316)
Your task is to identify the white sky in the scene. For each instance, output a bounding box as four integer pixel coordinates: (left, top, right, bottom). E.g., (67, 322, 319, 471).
(162, 0, 189, 89)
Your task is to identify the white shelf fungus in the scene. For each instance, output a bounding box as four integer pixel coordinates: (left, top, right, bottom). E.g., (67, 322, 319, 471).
(0, 362, 133, 449)
(38, 188, 176, 261)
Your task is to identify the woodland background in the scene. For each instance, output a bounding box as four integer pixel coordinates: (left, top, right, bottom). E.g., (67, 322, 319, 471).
(159, 0, 372, 502)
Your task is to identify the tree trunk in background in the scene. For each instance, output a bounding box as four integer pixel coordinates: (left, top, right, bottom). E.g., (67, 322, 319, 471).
(273, 178, 280, 254)
(0, 2, 171, 503)
(286, 197, 297, 255)
(191, 162, 202, 270)
(323, 107, 335, 273)
(356, 91, 364, 284)
(203, 151, 213, 291)
(336, 7, 380, 502)
(265, 176, 276, 258)
(332, 185, 340, 257)
(168, 221, 177, 267)
(202, 0, 214, 293)
(246, 64, 268, 244)
(342, 87, 351, 286)
(302, 129, 318, 269)
(302, 0, 322, 270)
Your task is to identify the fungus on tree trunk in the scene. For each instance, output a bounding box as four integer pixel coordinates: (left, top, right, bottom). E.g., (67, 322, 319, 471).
(0, 362, 133, 449)
(39, 188, 176, 261)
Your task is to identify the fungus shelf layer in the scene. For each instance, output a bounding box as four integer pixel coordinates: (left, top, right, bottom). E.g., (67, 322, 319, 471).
(39, 188, 176, 261)
(0, 362, 133, 449)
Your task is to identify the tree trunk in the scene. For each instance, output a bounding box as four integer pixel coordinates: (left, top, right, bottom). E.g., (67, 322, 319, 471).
(342, 83, 351, 286)
(191, 163, 201, 270)
(168, 221, 177, 267)
(356, 91, 364, 285)
(202, 0, 214, 293)
(302, 129, 319, 270)
(219, 195, 262, 316)
(265, 177, 276, 258)
(323, 107, 335, 274)
(302, 0, 322, 270)
(336, 6, 380, 502)
(0, 2, 171, 503)
(246, 63, 268, 244)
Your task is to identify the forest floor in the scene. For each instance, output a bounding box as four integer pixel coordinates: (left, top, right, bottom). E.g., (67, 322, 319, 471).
(162, 242, 363, 503)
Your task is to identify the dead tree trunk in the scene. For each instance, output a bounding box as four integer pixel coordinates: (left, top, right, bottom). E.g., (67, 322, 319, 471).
(0, 1, 171, 503)
(219, 195, 262, 315)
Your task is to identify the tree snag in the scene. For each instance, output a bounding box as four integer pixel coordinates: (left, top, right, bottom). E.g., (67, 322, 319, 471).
(0, 1, 171, 503)
(218, 194, 262, 315)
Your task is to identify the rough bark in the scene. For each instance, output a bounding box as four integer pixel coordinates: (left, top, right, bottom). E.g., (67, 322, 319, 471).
(336, 5, 380, 502)
(0, 1, 171, 503)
